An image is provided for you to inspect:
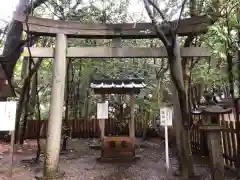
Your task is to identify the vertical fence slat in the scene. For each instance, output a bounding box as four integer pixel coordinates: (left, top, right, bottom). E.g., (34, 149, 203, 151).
(226, 119, 233, 167)
(220, 118, 226, 165)
(230, 120, 237, 168)
(223, 120, 230, 166)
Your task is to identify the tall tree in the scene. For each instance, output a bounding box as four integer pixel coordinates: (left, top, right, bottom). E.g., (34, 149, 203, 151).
(0, 0, 48, 99)
(143, 0, 195, 178)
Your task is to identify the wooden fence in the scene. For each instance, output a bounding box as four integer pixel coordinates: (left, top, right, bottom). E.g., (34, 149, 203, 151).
(190, 113, 239, 170)
(26, 118, 147, 139)
(25, 114, 239, 170)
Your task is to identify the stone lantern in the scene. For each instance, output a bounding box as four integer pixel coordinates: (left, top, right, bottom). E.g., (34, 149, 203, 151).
(199, 104, 232, 180)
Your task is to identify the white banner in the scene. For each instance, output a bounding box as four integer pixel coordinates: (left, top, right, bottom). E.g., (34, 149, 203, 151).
(97, 102, 108, 119)
(0, 101, 17, 131)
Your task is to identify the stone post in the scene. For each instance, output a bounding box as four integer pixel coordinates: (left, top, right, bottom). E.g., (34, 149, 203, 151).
(129, 93, 135, 140)
(100, 94, 106, 139)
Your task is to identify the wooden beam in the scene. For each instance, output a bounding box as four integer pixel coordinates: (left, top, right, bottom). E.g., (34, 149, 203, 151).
(22, 47, 211, 58)
(14, 14, 216, 38)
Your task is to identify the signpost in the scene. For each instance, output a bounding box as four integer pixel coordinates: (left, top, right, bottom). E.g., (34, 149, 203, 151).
(0, 101, 17, 177)
(97, 101, 108, 139)
(160, 106, 173, 173)
(97, 101, 109, 119)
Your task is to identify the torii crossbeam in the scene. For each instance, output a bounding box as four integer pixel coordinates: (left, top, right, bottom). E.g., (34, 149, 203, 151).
(14, 14, 216, 39)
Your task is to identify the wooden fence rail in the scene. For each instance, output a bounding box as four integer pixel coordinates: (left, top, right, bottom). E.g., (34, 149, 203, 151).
(25, 118, 146, 139)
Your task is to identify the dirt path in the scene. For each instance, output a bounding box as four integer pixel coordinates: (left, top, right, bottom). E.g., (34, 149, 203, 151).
(0, 139, 237, 180)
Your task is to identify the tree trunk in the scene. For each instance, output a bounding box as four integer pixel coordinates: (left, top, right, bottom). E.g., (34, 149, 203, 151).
(19, 58, 31, 144)
(15, 57, 43, 143)
(169, 36, 194, 179)
(182, 59, 195, 177)
(175, 0, 197, 176)
(35, 71, 41, 162)
(19, 101, 29, 144)
(61, 59, 71, 152)
(16, 79, 31, 144)
(1, 0, 47, 142)
(2, 0, 25, 79)
(226, 52, 234, 97)
(0, 0, 48, 99)
(30, 68, 37, 107)
(0, 0, 25, 100)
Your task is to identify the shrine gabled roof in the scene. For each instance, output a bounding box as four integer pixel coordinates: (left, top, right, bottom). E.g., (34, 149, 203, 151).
(90, 73, 146, 93)
(90, 81, 146, 89)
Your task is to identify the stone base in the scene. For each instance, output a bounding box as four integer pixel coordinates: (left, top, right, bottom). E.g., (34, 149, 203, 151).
(96, 156, 140, 163)
(35, 171, 65, 180)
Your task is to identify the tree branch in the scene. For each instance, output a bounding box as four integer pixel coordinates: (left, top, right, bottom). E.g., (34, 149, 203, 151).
(25, 0, 49, 14)
(43, 2, 64, 20)
(49, 0, 65, 19)
(146, 0, 165, 20)
(143, 0, 170, 47)
(72, 0, 83, 11)
(175, 0, 188, 32)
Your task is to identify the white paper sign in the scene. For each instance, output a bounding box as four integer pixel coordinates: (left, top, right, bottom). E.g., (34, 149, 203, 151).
(160, 107, 173, 126)
(0, 101, 17, 131)
(97, 102, 108, 119)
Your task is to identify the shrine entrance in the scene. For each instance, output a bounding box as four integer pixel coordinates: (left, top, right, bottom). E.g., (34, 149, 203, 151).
(15, 14, 212, 162)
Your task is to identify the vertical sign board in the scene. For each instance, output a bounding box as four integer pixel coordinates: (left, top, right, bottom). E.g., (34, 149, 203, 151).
(97, 101, 108, 139)
(0, 101, 17, 177)
(160, 107, 173, 126)
(160, 106, 173, 173)
(97, 101, 109, 119)
(0, 101, 17, 131)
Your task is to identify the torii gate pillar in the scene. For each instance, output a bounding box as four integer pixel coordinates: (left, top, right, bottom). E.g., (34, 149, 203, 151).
(44, 34, 67, 179)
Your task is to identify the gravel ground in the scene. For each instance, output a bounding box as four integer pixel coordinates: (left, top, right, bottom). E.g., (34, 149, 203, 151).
(0, 139, 237, 180)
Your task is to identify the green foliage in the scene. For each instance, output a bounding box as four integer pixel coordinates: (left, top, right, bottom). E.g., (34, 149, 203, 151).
(8, 0, 240, 123)
(191, 0, 240, 92)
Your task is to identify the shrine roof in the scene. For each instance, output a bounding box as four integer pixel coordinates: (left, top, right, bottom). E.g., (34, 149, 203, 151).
(90, 73, 146, 94)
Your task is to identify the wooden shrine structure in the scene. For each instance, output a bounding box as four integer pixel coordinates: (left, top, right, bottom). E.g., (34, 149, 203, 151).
(14, 14, 212, 163)
(91, 75, 145, 161)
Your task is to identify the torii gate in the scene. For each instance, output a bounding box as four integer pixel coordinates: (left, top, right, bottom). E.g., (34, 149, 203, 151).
(14, 13, 212, 177)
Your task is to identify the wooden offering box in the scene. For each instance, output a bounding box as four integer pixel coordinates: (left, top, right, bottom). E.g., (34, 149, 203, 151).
(98, 136, 136, 162)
